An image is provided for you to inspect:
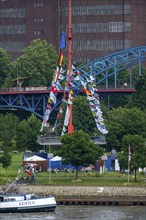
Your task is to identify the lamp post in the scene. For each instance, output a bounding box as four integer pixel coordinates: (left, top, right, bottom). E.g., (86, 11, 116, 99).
(48, 145, 52, 184)
(14, 65, 19, 89)
(16, 67, 18, 88)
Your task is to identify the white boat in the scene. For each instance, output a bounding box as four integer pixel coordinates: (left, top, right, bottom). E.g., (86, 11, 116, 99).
(0, 193, 57, 213)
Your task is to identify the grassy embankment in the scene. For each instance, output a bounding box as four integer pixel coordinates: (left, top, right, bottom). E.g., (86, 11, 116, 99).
(0, 152, 145, 187)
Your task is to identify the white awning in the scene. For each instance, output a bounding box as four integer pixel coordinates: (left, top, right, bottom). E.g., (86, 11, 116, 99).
(24, 155, 46, 161)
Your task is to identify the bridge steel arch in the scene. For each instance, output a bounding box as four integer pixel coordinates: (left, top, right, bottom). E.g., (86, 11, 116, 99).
(71, 46, 146, 90)
(0, 46, 146, 119)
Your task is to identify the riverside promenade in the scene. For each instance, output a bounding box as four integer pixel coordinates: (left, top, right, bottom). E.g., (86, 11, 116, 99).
(19, 185, 146, 206)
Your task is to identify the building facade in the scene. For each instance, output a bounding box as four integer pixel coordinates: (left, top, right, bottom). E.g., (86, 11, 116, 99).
(0, 0, 146, 63)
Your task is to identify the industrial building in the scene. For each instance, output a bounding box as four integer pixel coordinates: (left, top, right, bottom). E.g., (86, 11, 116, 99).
(0, 0, 146, 63)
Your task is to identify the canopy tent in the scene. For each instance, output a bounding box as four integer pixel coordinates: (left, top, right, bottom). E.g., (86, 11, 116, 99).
(24, 155, 46, 161)
(48, 156, 62, 170)
(23, 155, 47, 171)
(50, 156, 62, 161)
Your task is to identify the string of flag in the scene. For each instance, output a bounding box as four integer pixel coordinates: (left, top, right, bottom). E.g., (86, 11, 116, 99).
(40, 32, 66, 132)
(40, 31, 108, 135)
(70, 68, 108, 135)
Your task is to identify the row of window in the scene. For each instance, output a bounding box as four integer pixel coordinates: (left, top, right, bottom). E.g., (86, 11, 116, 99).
(34, 3, 43, 7)
(0, 25, 26, 35)
(34, 18, 44, 23)
(0, 8, 25, 18)
(0, 21, 131, 35)
(61, 5, 131, 16)
(0, 40, 131, 52)
(0, 42, 26, 51)
(62, 22, 131, 33)
(34, 30, 44, 35)
(73, 40, 131, 50)
(0, 4, 132, 18)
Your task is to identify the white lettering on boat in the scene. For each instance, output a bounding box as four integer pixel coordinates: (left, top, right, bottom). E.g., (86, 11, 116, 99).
(19, 201, 35, 206)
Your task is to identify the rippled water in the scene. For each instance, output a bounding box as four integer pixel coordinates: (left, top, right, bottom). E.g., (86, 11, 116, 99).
(1, 205, 146, 220)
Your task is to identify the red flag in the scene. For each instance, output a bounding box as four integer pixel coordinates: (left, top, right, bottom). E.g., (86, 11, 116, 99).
(58, 49, 63, 67)
(25, 169, 32, 176)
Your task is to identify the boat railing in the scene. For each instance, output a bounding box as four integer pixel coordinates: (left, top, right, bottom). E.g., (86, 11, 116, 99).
(37, 135, 62, 146)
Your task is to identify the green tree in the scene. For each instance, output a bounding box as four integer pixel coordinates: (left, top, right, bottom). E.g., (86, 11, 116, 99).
(73, 96, 98, 135)
(57, 130, 103, 180)
(0, 151, 12, 179)
(15, 39, 58, 87)
(129, 67, 146, 110)
(56, 95, 106, 136)
(106, 107, 146, 152)
(0, 113, 19, 152)
(0, 48, 12, 88)
(16, 114, 41, 151)
(118, 134, 146, 181)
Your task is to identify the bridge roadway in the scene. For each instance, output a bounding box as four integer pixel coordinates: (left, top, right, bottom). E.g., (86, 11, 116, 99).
(0, 86, 136, 95)
(0, 86, 136, 119)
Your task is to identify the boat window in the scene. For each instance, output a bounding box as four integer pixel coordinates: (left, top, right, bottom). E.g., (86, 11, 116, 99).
(31, 194, 39, 199)
(0, 196, 4, 201)
(4, 198, 16, 202)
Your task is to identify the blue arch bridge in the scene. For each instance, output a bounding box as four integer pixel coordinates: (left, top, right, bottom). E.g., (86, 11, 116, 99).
(0, 46, 146, 123)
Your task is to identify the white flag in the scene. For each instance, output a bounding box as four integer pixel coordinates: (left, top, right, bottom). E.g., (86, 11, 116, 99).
(50, 91, 57, 104)
(64, 105, 70, 126)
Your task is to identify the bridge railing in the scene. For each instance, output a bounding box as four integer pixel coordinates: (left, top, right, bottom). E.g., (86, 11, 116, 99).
(0, 86, 48, 93)
(0, 85, 133, 93)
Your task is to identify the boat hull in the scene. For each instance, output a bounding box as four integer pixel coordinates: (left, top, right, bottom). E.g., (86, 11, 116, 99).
(0, 205, 56, 213)
(0, 196, 57, 213)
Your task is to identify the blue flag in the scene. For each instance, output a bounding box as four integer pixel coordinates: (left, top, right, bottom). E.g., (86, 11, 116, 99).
(60, 32, 66, 49)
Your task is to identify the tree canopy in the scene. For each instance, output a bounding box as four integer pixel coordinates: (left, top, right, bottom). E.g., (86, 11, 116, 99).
(14, 39, 58, 87)
(0, 48, 12, 88)
(16, 114, 41, 151)
(105, 107, 146, 152)
(118, 134, 146, 181)
(0, 113, 18, 152)
(57, 130, 103, 179)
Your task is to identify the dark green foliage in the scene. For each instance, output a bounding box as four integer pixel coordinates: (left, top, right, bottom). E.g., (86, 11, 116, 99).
(0, 152, 12, 169)
(16, 114, 41, 151)
(72, 96, 98, 135)
(105, 107, 146, 152)
(56, 130, 104, 180)
(15, 39, 58, 87)
(0, 113, 18, 151)
(128, 67, 146, 110)
(0, 48, 12, 88)
(118, 134, 146, 181)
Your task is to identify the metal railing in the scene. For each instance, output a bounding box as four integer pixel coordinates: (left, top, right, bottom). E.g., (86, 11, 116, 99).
(37, 135, 62, 146)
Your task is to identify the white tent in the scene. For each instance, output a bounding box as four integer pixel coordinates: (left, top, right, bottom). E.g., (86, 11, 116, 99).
(24, 155, 46, 161)
(50, 156, 62, 161)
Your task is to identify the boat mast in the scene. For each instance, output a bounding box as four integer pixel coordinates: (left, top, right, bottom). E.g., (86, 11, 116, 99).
(67, 0, 74, 133)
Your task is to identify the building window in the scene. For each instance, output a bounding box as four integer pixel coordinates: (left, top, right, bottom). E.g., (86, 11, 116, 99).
(0, 25, 26, 35)
(60, 5, 131, 16)
(34, 30, 41, 35)
(73, 40, 131, 51)
(34, 18, 43, 23)
(109, 22, 131, 32)
(64, 22, 131, 33)
(0, 42, 26, 51)
(0, 8, 25, 18)
(34, 3, 43, 7)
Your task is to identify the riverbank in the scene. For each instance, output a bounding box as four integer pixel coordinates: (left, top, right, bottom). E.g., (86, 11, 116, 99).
(0, 184, 145, 205)
(17, 185, 146, 206)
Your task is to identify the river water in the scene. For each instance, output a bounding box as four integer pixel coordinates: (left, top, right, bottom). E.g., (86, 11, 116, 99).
(1, 205, 146, 220)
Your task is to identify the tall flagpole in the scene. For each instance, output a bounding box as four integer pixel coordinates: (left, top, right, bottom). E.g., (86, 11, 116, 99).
(68, 0, 74, 133)
(128, 145, 131, 183)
